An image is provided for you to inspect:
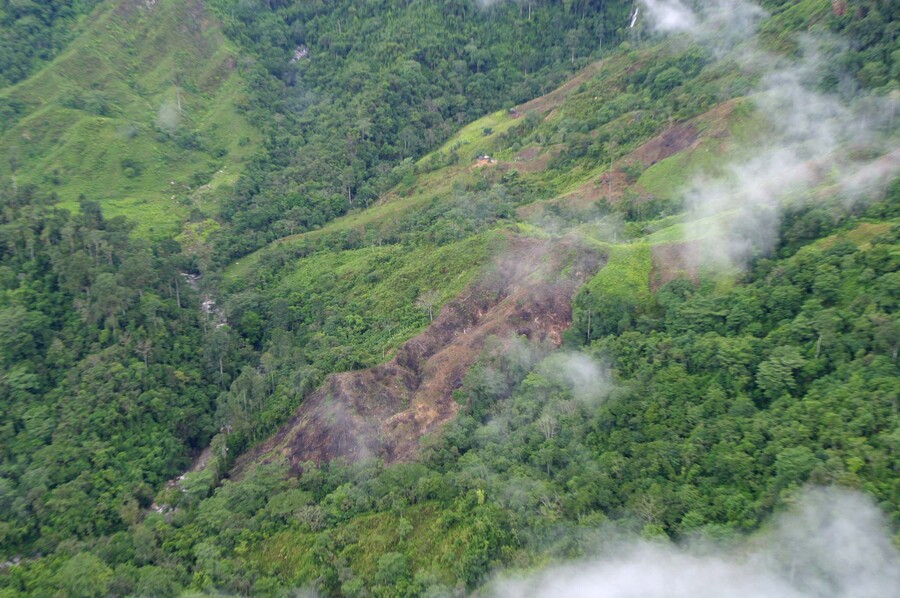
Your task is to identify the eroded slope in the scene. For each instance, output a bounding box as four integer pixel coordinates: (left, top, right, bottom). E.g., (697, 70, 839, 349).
(245, 236, 602, 467)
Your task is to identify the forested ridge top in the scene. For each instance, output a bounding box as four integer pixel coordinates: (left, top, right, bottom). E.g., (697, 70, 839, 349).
(0, 0, 898, 596)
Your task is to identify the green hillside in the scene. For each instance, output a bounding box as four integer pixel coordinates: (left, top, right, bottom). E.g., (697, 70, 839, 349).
(0, 0, 258, 237)
(0, 1, 101, 86)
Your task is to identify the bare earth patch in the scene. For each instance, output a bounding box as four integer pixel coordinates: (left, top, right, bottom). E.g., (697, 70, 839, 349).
(242, 236, 603, 470)
(507, 144, 562, 174)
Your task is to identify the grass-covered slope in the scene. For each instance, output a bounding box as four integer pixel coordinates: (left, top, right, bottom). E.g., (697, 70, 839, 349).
(0, 0, 259, 237)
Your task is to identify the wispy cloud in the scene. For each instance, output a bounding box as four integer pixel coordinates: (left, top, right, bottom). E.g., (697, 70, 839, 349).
(488, 487, 900, 598)
(639, 0, 898, 268)
(537, 352, 612, 407)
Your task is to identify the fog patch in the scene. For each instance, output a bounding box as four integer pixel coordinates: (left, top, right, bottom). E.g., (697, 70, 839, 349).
(537, 352, 612, 408)
(639, 0, 898, 269)
(639, 0, 763, 51)
(487, 487, 900, 598)
(682, 43, 898, 268)
(639, 0, 697, 34)
(155, 100, 181, 133)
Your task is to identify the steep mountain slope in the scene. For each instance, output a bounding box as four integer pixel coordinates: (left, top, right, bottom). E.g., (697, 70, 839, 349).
(204, 0, 635, 261)
(0, 1, 100, 86)
(0, 0, 258, 237)
(189, 2, 898, 593)
(208, 44, 745, 462)
(0, 0, 897, 596)
(218, 42, 770, 476)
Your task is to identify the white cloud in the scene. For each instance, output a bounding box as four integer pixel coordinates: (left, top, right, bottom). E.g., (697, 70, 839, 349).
(488, 488, 900, 598)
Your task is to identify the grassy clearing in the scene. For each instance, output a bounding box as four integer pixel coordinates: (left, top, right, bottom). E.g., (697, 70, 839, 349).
(583, 243, 654, 309)
(643, 210, 747, 245)
(815, 221, 895, 250)
(418, 109, 523, 167)
(263, 232, 503, 364)
(637, 144, 711, 199)
(277, 234, 498, 312)
(254, 502, 481, 588)
(255, 529, 319, 581)
(637, 99, 759, 200)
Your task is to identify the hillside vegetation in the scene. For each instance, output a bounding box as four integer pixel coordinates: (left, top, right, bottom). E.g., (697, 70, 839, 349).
(0, 1, 100, 86)
(0, 0, 258, 237)
(0, 0, 898, 596)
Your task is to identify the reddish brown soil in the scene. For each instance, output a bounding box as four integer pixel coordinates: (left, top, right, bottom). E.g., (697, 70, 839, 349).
(243, 237, 602, 470)
(650, 242, 702, 291)
(516, 147, 541, 161)
(630, 123, 699, 168)
(519, 122, 700, 220)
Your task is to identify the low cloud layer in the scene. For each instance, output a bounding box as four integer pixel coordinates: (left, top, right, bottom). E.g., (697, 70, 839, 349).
(488, 487, 900, 598)
(640, 0, 764, 52)
(640, 0, 898, 269)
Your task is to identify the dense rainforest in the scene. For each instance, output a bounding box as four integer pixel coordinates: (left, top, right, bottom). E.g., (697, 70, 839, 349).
(0, 192, 220, 550)
(0, 0, 898, 596)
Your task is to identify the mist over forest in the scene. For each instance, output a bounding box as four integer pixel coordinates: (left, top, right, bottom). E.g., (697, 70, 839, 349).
(0, 0, 897, 596)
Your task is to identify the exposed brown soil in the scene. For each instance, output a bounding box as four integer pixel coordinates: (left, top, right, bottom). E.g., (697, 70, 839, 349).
(242, 236, 602, 471)
(630, 123, 700, 168)
(698, 99, 743, 138)
(507, 145, 562, 174)
(519, 122, 700, 220)
(516, 147, 541, 161)
(650, 241, 701, 291)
